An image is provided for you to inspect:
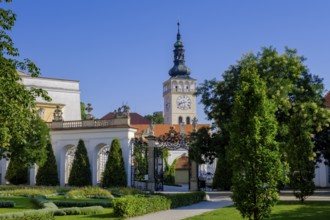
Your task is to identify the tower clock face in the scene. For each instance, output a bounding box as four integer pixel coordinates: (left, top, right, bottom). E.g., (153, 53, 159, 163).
(176, 95, 191, 110)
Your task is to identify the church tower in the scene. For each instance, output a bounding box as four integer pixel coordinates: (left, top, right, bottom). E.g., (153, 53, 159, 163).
(163, 22, 197, 124)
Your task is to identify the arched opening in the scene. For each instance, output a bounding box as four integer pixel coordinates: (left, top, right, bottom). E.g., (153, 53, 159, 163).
(178, 116, 183, 124)
(97, 145, 110, 184)
(186, 116, 191, 124)
(65, 146, 76, 185)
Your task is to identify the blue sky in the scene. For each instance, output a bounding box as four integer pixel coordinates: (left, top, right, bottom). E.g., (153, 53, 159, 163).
(7, 0, 330, 124)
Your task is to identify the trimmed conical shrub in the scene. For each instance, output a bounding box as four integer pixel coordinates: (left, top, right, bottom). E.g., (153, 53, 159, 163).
(102, 138, 127, 187)
(5, 157, 28, 185)
(68, 139, 92, 186)
(36, 141, 59, 186)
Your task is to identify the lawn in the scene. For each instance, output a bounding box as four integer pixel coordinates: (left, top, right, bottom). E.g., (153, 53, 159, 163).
(0, 196, 38, 213)
(184, 201, 330, 220)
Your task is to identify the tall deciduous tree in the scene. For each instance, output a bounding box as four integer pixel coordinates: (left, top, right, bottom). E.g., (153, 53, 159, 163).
(36, 141, 59, 186)
(0, 0, 50, 165)
(197, 47, 329, 199)
(229, 59, 283, 220)
(145, 112, 164, 124)
(68, 139, 92, 186)
(102, 138, 127, 187)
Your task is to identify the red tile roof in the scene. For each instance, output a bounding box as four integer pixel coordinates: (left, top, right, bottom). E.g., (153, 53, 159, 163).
(101, 112, 150, 124)
(133, 124, 209, 137)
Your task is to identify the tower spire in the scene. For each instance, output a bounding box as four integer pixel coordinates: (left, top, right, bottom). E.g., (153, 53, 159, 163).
(168, 22, 191, 77)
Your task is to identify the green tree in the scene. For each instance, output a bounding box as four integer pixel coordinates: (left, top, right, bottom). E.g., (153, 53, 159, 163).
(0, 0, 50, 164)
(102, 138, 127, 187)
(36, 141, 59, 186)
(286, 103, 328, 202)
(80, 102, 87, 120)
(68, 139, 92, 186)
(229, 59, 283, 220)
(145, 112, 164, 124)
(5, 156, 28, 185)
(197, 47, 328, 195)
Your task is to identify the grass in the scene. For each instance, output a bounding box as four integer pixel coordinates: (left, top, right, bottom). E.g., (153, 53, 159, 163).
(184, 201, 330, 220)
(0, 196, 38, 213)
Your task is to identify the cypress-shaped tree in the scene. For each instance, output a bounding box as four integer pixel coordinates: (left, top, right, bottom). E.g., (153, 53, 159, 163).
(5, 157, 28, 185)
(68, 139, 92, 186)
(102, 138, 127, 187)
(36, 141, 59, 186)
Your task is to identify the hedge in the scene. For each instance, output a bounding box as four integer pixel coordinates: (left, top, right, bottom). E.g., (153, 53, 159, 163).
(113, 195, 170, 218)
(0, 201, 15, 208)
(113, 191, 206, 218)
(0, 210, 54, 220)
(52, 206, 104, 216)
(164, 191, 206, 208)
(52, 200, 112, 208)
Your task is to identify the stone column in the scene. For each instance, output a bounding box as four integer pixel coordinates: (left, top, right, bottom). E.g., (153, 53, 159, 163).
(190, 160, 199, 191)
(146, 135, 156, 191)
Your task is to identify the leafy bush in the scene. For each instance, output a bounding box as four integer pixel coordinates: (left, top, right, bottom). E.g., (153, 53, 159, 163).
(164, 191, 206, 208)
(0, 187, 59, 197)
(68, 139, 92, 186)
(0, 209, 54, 220)
(36, 142, 59, 186)
(113, 195, 170, 218)
(53, 200, 112, 208)
(0, 201, 15, 208)
(65, 186, 111, 199)
(32, 195, 58, 209)
(102, 138, 127, 187)
(53, 206, 103, 216)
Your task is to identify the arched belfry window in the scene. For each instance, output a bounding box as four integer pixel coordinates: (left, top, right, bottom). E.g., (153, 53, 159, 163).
(186, 116, 191, 124)
(65, 146, 76, 185)
(179, 116, 183, 124)
(97, 145, 110, 184)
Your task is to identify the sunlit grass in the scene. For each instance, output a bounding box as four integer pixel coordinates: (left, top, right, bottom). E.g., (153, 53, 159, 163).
(184, 201, 330, 220)
(0, 196, 38, 213)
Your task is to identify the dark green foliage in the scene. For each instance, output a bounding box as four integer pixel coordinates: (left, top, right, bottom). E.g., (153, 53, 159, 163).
(189, 127, 216, 164)
(52, 200, 112, 208)
(145, 112, 164, 124)
(164, 159, 176, 185)
(0, 201, 15, 208)
(102, 138, 127, 187)
(36, 142, 59, 186)
(164, 191, 205, 208)
(113, 195, 170, 218)
(132, 137, 148, 181)
(68, 139, 92, 186)
(212, 154, 232, 190)
(5, 157, 28, 185)
(229, 60, 283, 220)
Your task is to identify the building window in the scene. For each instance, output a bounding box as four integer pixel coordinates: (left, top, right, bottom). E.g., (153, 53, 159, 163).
(186, 116, 191, 124)
(65, 147, 76, 185)
(178, 116, 183, 124)
(97, 145, 110, 184)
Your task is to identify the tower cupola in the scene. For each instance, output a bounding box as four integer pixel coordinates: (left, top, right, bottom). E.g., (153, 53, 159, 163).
(168, 22, 191, 77)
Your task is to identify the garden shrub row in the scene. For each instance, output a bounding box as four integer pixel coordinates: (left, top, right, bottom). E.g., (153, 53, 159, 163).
(0, 201, 15, 208)
(52, 200, 112, 208)
(164, 191, 206, 208)
(52, 206, 104, 216)
(0, 210, 54, 220)
(113, 192, 206, 218)
(65, 186, 112, 199)
(113, 195, 171, 218)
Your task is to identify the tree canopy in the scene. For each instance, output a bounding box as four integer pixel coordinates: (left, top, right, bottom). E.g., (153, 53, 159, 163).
(197, 47, 330, 202)
(0, 0, 50, 165)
